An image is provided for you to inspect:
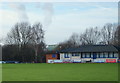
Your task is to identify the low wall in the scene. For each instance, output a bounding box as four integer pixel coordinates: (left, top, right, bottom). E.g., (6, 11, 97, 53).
(47, 58, 118, 63)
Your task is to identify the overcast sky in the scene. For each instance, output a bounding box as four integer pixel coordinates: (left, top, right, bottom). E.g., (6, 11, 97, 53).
(0, 2, 118, 45)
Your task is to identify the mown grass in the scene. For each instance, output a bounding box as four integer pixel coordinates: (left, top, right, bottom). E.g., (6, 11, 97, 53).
(2, 63, 118, 81)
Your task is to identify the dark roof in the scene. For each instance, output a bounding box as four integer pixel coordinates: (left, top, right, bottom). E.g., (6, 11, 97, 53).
(114, 45, 120, 51)
(60, 45, 119, 53)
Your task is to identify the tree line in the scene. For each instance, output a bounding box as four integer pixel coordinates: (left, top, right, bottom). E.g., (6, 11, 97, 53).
(56, 23, 120, 50)
(2, 22, 46, 63)
(1, 22, 120, 62)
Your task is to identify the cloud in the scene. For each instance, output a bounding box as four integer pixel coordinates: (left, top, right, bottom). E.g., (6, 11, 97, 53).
(44, 6, 117, 44)
(0, 2, 117, 45)
(0, 10, 19, 37)
(0, 9, 44, 37)
(9, 3, 29, 22)
(41, 3, 54, 29)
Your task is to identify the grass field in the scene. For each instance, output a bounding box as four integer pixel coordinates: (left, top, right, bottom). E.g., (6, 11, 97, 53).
(2, 63, 118, 81)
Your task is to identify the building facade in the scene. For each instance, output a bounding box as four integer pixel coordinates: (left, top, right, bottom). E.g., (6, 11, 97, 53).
(46, 53, 59, 63)
(60, 45, 119, 63)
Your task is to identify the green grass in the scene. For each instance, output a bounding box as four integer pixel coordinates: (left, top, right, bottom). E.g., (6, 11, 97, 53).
(2, 63, 118, 81)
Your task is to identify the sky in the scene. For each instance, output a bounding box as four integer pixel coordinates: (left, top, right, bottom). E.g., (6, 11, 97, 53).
(0, 2, 118, 45)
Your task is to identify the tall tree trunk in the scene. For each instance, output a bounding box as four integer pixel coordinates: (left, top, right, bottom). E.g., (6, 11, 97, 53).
(40, 56, 43, 63)
(22, 56, 24, 62)
(35, 49, 38, 63)
(118, 26, 120, 45)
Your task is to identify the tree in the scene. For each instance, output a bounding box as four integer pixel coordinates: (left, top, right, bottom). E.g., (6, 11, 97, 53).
(100, 23, 117, 45)
(5, 22, 46, 63)
(6, 22, 32, 62)
(55, 33, 80, 50)
(80, 27, 100, 45)
(68, 33, 80, 47)
(57, 23, 118, 51)
(6, 22, 32, 45)
(2, 45, 18, 61)
(117, 25, 120, 45)
(2, 44, 34, 62)
(31, 23, 46, 63)
(57, 40, 74, 50)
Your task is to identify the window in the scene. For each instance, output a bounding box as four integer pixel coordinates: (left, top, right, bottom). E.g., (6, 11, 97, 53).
(72, 53, 79, 56)
(86, 53, 90, 58)
(79, 53, 81, 56)
(72, 53, 75, 56)
(100, 53, 103, 58)
(114, 53, 118, 58)
(79, 53, 81, 58)
(104, 53, 108, 58)
(75, 53, 79, 56)
(86, 55, 90, 58)
(91, 53, 93, 58)
(96, 53, 99, 58)
(82, 53, 85, 58)
(52, 54, 56, 58)
(64, 53, 69, 58)
(109, 53, 113, 58)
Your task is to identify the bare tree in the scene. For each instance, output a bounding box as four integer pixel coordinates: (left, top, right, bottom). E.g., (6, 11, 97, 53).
(31, 22, 45, 63)
(56, 40, 74, 50)
(115, 25, 120, 45)
(68, 33, 80, 46)
(56, 23, 118, 52)
(111, 23, 119, 45)
(100, 23, 117, 45)
(56, 33, 81, 50)
(80, 27, 100, 45)
(6, 22, 32, 46)
(5, 22, 46, 62)
(6, 22, 32, 62)
(57, 27, 101, 49)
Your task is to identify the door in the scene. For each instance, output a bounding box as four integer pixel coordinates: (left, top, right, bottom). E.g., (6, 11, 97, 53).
(93, 53, 97, 59)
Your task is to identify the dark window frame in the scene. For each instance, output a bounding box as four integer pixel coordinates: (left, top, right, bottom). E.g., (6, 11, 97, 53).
(52, 54, 56, 58)
(64, 53, 69, 58)
(72, 53, 79, 56)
